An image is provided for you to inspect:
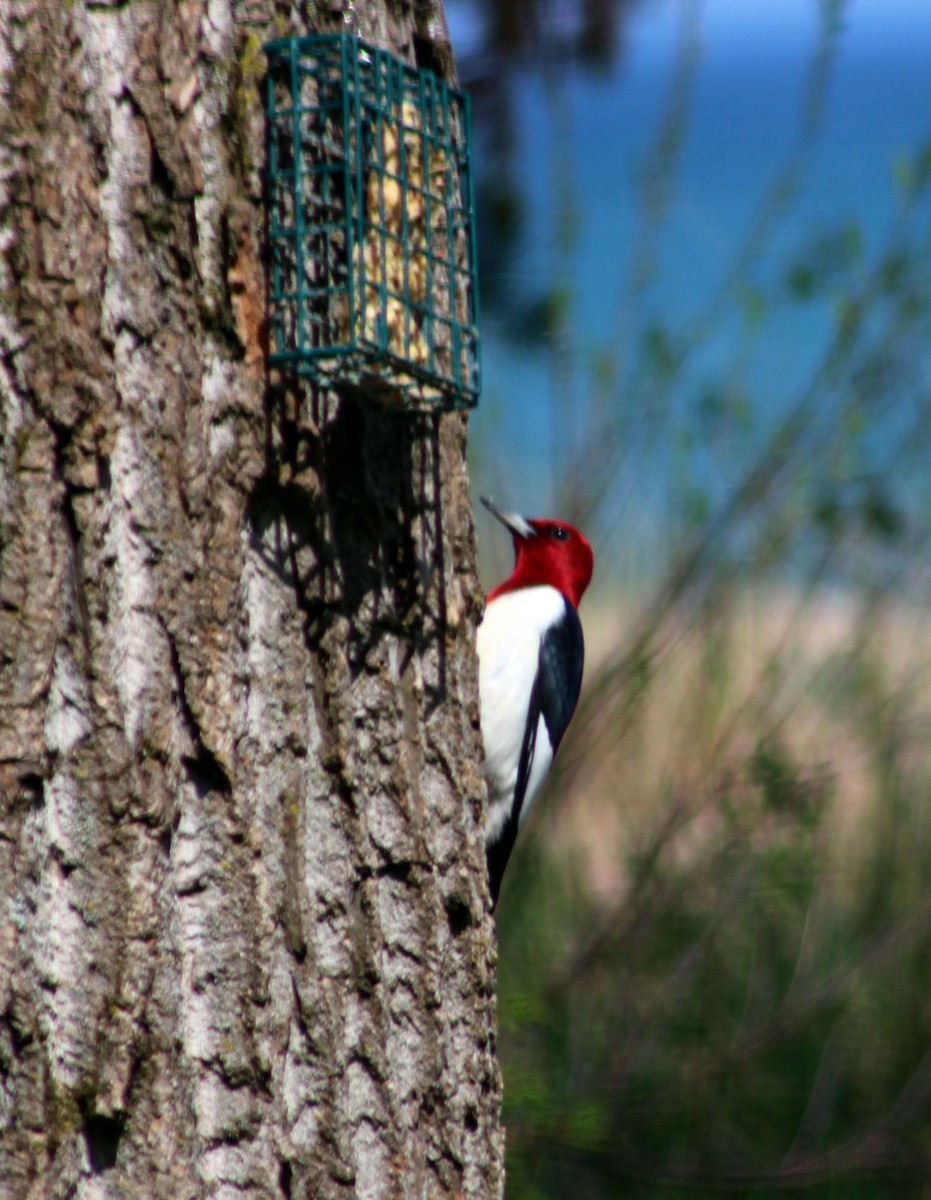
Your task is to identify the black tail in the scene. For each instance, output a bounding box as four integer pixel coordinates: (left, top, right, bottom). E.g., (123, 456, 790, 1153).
(486, 818, 519, 910)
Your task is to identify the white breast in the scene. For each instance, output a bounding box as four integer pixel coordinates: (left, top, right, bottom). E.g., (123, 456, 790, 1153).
(477, 585, 565, 845)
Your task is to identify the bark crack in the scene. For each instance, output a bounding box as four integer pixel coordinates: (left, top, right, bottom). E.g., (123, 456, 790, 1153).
(163, 618, 232, 796)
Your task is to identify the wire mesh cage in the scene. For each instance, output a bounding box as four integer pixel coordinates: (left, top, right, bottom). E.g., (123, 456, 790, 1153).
(265, 33, 481, 411)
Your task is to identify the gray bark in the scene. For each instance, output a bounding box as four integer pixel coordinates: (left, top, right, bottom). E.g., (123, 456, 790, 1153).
(0, 2, 502, 1198)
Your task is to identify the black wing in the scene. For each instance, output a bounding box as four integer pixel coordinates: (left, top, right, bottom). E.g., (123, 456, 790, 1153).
(487, 600, 585, 907)
(536, 601, 585, 755)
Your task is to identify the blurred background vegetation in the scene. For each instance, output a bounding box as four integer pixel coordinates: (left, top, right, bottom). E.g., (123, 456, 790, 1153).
(453, 0, 931, 1194)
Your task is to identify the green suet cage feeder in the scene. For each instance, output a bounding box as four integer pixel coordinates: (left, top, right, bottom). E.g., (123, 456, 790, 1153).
(265, 33, 481, 411)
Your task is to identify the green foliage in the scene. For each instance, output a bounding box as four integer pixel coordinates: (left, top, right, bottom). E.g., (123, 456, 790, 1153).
(784, 225, 863, 301)
(498, 679, 931, 1196)
(640, 324, 680, 384)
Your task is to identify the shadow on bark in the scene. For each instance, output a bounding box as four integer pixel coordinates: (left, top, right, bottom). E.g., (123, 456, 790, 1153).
(247, 385, 449, 690)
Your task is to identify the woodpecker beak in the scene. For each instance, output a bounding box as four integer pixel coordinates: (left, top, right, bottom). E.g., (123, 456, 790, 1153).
(481, 496, 536, 539)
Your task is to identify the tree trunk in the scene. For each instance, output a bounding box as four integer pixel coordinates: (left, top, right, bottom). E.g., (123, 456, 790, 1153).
(0, 3, 502, 1198)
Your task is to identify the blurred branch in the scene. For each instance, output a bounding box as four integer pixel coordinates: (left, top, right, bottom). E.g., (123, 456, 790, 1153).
(560, 0, 849, 532)
(569, 195, 931, 758)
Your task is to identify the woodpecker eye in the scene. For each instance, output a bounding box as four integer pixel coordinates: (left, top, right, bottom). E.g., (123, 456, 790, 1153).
(550, 527, 569, 541)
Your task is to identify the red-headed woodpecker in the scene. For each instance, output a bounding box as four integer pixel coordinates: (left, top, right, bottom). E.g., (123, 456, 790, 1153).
(477, 496, 594, 907)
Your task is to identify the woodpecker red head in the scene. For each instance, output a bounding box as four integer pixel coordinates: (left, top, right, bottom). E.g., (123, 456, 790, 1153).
(477, 496, 593, 907)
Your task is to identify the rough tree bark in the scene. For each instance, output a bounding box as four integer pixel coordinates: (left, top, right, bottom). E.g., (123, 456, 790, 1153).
(0, 2, 502, 1198)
